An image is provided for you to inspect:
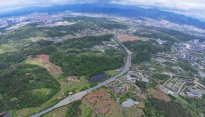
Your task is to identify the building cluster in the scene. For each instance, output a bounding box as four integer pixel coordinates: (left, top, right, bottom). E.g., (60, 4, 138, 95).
(1, 10, 205, 39)
(157, 39, 167, 45)
(186, 89, 205, 97)
(185, 78, 205, 97)
(36, 21, 76, 27)
(133, 18, 205, 34)
(30, 36, 62, 43)
(174, 41, 200, 61)
(174, 39, 205, 77)
(91, 40, 120, 52)
(107, 71, 151, 107)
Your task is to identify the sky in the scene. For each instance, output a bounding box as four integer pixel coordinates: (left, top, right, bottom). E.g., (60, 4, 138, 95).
(0, 0, 205, 22)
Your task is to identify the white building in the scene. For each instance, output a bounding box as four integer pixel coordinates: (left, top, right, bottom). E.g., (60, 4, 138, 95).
(122, 99, 139, 107)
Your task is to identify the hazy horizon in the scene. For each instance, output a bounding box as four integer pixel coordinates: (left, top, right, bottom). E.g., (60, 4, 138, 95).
(0, 0, 205, 22)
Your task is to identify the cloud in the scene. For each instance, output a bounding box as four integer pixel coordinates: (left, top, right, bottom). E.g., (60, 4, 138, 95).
(111, 0, 205, 21)
(0, 0, 205, 22)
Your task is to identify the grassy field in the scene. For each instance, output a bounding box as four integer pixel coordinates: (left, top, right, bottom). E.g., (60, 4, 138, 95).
(9, 39, 32, 47)
(0, 39, 32, 54)
(149, 88, 171, 101)
(32, 88, 51, 97)
(12, 108, 37, 117)
(107, 70, 118, 76)
(61, 81, 90, 94)
(177, 96, 189, 105)
(80, 99, 96, 117)
(13, 89, 63, 117)
(26, 58, 60, 78)
(0, 44, 18, 53)
(124, 107, 144, 117)
(13, 76, 90, 117)
(43, 106, 68, 117)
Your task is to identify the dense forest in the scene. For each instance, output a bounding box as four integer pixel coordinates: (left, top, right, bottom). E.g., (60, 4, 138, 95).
(133, 30, 178, 52)
(133, 30, 178, 42)
(0, 63, 60, 111)
(0, 26, 127, 113)
(123, 40, 163, 54)
(144, 93, 205, 117)
(2, 21, 94, 41)
(152, 74, 170, 80)
(182, 97, 205, 116)
(0, 40, 56, 74)
(49, 35, 126, 76)
(74, 17, 128, 30)
(66, 100, 82, 117)
(134, 26, 205, 42)
(156, 28, 205, 42)
(132, 51, 151, 64)
(135, 80, 147, 92)
(144, 98, 190, 117)
(0, 34, 126, 77)
(0, 17, 128, 46)
(123, 40, 163, 64)
(62, 34, 113, 49)
(178, 60, 198, 74)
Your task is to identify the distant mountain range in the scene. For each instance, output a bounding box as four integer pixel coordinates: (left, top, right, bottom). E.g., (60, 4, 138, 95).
(1, 3, 205, 29)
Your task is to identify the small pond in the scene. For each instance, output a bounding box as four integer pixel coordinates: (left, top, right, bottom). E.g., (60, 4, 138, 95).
(88, 72, 108, 83)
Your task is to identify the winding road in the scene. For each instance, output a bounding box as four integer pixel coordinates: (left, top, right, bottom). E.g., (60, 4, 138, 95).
(30, 31, 132, 117)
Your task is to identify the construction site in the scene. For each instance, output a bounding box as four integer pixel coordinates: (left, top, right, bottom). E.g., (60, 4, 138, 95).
(118, 34, 148, 42)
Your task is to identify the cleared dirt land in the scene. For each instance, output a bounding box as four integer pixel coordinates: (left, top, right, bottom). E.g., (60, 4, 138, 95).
(118, 34, 148, 42)
(43, 106, 67, 117)
(27, 54, 63, 78)
(83, 88, 124, 117)
(149, 87, 171, 102)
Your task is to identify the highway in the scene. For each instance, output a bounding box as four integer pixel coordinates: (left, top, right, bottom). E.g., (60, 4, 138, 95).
(30, 31, 132, 117)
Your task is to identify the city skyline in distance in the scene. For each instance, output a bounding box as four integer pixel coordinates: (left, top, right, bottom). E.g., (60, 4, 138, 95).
(0, 0, 205, 22)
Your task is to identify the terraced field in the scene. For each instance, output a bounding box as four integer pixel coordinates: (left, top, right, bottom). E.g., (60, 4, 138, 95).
(83, 88, 123, 117)
(149, 88, 171, 101)
(43, 106, 67, 117)
(125, 107, 144, 117)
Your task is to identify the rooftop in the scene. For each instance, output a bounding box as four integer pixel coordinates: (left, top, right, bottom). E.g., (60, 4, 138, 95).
(141, 78, 149, 83)
(122, 99, 139, 107)
(127, 75, 136, 81)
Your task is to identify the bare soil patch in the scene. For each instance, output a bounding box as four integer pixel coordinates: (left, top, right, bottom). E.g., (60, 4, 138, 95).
(36, 54, 50, 63)
(84, 88, 122, 115)
(118, 34, 148, 42)
(35, 54, 63, 73)
(137, 93, 148, 100)
(26, 73, 30, 75)
(137, 102, 145, 108)
(27, 54, 63, 78)
(149, 88, 171, 101)
(156, 85, 169, 96)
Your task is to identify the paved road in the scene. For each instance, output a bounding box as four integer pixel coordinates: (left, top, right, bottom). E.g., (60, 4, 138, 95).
(3, 112, 11, 117)
(161, 72, 185, 95)
(162, 72, 177, 86)
(176, 82, 186, 94)
(30, 31, 132, 117)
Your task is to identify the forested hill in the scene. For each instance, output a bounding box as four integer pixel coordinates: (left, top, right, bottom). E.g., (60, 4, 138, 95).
(1, 3, 205, 29)
(0, 64, 60, 111)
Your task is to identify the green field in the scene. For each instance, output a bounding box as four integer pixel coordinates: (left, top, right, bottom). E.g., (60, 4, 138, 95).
(43, 106, 67, 117)
(177, 96, 189, 105)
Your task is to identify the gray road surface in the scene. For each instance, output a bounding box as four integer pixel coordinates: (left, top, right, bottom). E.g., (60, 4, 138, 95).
(3, 112, 11, 117)
(162, 72, 177, 86)
(176, 82, 186, 94)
